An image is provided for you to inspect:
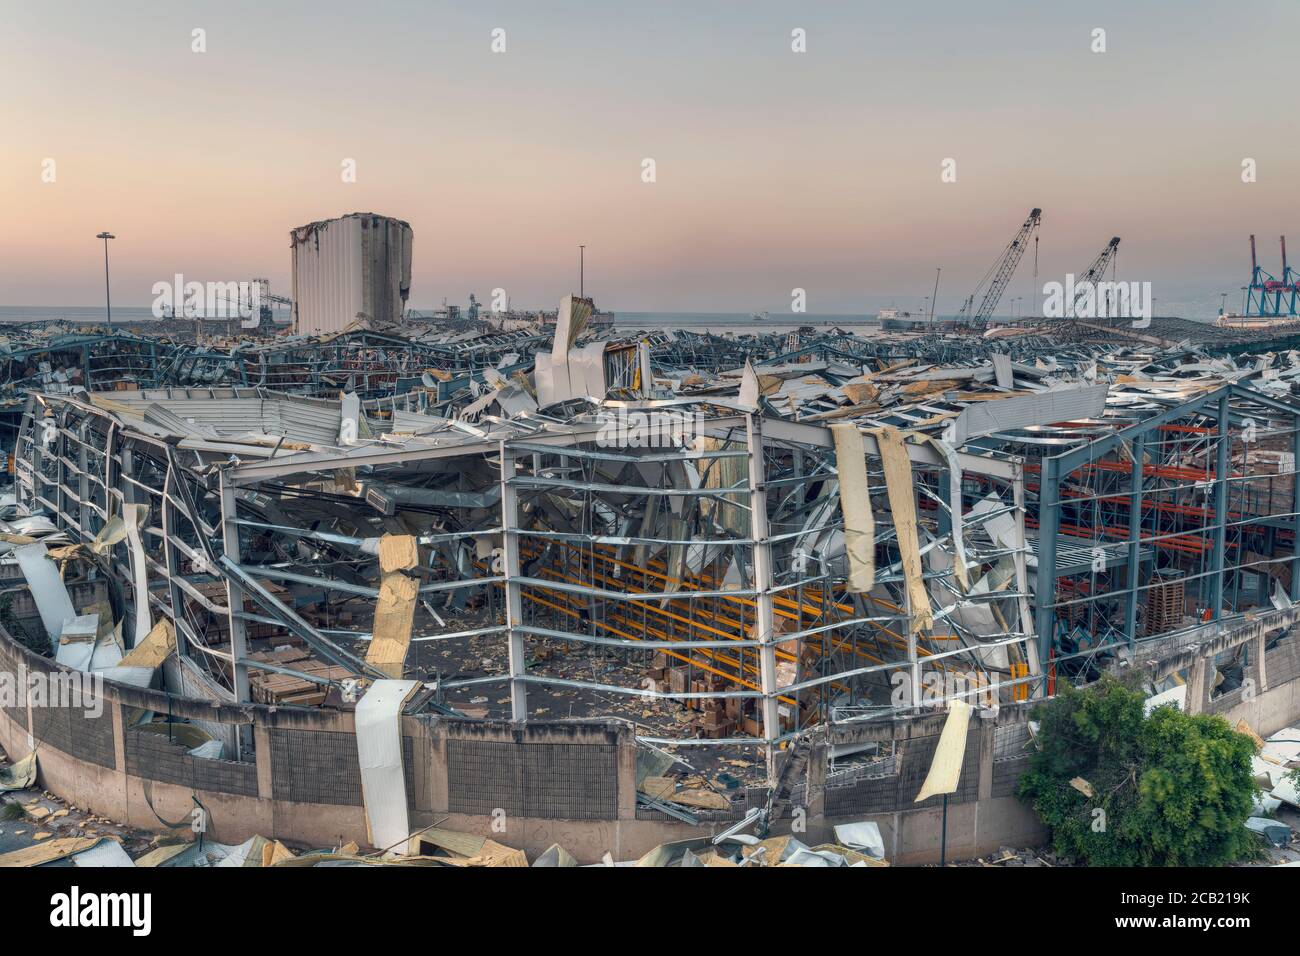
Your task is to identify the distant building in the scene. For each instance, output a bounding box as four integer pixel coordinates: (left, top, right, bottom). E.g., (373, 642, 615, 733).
(290, 213, 413, 335)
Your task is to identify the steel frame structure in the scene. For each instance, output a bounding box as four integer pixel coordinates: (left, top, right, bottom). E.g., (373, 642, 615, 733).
(1031, 383, 1300, 688)
(14, 390, 1034, 785)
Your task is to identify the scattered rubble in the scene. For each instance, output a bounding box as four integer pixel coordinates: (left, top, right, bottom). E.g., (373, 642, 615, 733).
(6, 302, 1300, 864)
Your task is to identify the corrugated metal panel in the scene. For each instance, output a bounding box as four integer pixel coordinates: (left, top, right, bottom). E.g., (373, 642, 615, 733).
(390, 409, 451, 435)
(98, 394, 344, 441)
(139, 399, 270, 435)
(954, 384, 1109, 444)
(277, 398, 344, 445)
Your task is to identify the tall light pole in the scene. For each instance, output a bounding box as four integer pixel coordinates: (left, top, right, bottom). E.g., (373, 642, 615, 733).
(579, 245, 586, 299)
(96, 232, 115, 326)
(929, 267, 941, 329)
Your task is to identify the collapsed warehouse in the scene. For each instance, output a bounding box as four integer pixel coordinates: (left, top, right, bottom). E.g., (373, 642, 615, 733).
(4, 302, 1300, 863)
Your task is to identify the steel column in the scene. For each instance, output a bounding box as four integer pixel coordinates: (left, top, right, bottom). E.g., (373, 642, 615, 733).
(1125, 435, 1144, 644)
(499, 442, 528, 721)
(1034, 455, 1060, 691)
(745, 415, 781, 783)
(76, 419, 91, 536)
(1211, 395, 1229, 619)
(218, 470, 252, 755)
(159, 457, 188, 662)
(1292, 412, 1300, 599)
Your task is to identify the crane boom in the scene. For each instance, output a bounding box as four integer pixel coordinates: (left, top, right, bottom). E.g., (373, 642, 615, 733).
(957, 207, 1042, 327)
(1069, 237, 1121, 317)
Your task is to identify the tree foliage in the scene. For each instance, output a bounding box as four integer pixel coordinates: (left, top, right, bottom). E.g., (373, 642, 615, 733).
(1017, 675, 1258, 866)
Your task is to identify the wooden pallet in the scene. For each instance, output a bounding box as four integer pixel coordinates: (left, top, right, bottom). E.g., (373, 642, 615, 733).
(1144, 575, 1185, 636)
(243, 647, 351, 706)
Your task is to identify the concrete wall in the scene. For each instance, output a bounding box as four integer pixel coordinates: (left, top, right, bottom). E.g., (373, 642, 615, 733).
(1204, 632, 1300, 735)
(7, 618, 1297, 864)
(806, 705, 1046, 863)
(0, 622, 675, 859)
(1146, 608, 1300, 736)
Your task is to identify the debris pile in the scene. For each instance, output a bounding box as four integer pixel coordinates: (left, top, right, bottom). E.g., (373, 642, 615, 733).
(6, 302, 1300, 862)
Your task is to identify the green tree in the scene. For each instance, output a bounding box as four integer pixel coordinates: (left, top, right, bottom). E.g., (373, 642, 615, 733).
(1017, 675, 1257, 866)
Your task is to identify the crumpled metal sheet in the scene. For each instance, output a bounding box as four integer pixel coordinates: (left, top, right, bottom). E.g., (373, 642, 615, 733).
(830, 423, 874, 593)
(915, 701, 972, 803)
(0, 751, 37, 791)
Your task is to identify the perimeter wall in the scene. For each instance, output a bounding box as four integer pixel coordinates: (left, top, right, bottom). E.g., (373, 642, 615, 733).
(3, 617, 1298, 863)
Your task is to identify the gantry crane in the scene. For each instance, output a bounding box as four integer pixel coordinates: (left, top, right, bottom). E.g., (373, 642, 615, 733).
(956, 208, 1042, 327)
(1245, 236, 1300, 318)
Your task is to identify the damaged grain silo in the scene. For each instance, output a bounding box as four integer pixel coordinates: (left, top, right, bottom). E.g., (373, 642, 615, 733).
(290, 213, 413, 335)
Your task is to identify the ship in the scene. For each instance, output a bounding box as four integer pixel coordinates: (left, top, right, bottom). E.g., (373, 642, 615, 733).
(877, 307, 924, 330)
(1215, 311, 1300, 330)
(423, 295, 615, 331)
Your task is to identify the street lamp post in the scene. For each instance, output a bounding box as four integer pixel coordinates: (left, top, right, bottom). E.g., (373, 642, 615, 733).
(579, 245, 586, 299)
(929, 267, 940, 329)
(95, 232, 115, 326)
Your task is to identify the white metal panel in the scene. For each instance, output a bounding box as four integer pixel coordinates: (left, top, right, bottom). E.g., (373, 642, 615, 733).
(124, 502, 153, 646)
(292, 215, 364, 336)
(355, 679, 420, 853)
(14, 543, 77, 644)
(277, 399, 344, 445)
(69, 839, 136, 867)
(954, 384, 1109, 445)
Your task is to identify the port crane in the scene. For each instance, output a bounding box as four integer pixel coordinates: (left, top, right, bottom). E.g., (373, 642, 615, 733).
(1069, 236, 1121, 317)
(204, 280, 293, 321)
(956, 207, 1042, 327)
(189, 279, 294, 343)
(1244, 235, 1300, 318)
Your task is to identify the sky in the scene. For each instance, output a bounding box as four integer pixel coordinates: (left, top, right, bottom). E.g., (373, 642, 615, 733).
(2, 0, 1298, 317)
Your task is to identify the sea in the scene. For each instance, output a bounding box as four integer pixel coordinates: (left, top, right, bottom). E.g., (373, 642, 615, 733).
(0, 306, 927, 334)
